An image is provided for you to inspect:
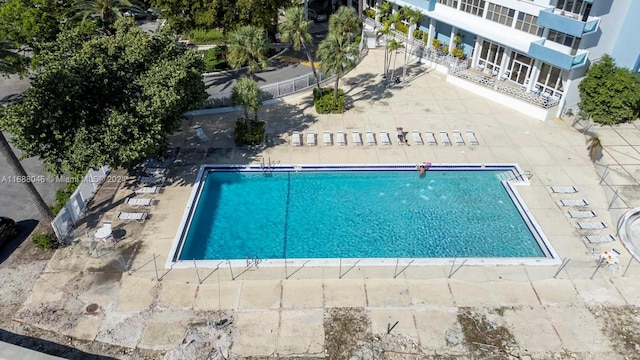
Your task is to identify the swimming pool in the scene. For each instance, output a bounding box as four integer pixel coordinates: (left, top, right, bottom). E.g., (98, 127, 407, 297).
(168, 164, 557, 267)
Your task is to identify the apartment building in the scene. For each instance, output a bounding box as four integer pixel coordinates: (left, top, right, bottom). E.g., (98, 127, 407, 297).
(366, 0, 640, 120)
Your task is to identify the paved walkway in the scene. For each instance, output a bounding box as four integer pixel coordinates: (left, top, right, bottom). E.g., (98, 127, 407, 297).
(17, 49, 640, 358)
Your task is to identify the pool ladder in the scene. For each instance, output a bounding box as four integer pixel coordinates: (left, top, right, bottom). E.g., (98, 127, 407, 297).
(261, 157, 278, 177)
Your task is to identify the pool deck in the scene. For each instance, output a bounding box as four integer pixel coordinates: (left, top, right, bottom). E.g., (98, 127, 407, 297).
(28, 49, 640, 358)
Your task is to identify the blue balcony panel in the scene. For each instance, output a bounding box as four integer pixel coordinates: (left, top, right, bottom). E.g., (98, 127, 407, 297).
(537, 8, 600, 38)
(528, 40, 588, 71)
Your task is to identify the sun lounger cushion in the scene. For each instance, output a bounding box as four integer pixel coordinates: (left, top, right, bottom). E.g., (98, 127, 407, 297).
(583, 234, 616, 243)
(352, 132, 363, 146)
(337, 132, 347, 146)
(307, 132, 317, 146)
(557, 199, 588, 207)
(323, 131, 332, 145)
(412, 131, 423, 145)
(548, 186, 578, 193)
(125, 197, 154, 207)
(134, 186, 158, 195)
(568, 210, 596, 218)
(292, 131, 302, 146)
(575, 221, 607, 230)
(117, 212, 148, 223)
(452, 131, 465, 145)
(439, 131, 452, 145)
(465, 130, 479, 145)
(380, 132, 391, 145)
(366, 131, 376, 145)
(425, 132, 437, 145)
(138, 176, 165, 186)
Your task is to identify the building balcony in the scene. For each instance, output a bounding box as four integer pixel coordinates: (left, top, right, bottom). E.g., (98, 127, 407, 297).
(528, 39, 588, 71)
(537, 8, 600, 38)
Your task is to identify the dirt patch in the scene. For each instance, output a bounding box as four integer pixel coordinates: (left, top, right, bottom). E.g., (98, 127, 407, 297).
(457, 307, 517, 359)
(324, 308, 374, 359)
(589, 304, 640, 358)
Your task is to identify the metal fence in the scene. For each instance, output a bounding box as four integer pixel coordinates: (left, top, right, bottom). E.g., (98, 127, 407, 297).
(203, 72, 330, 109)
(51, 166, 110, 243)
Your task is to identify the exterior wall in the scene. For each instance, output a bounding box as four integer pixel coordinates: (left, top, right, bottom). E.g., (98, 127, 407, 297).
(609, 1, 640, 71)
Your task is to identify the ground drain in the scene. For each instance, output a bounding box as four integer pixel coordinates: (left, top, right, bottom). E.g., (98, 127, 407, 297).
(86, 303, 99, 314)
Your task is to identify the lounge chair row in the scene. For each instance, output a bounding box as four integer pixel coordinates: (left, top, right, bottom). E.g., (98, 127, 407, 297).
(291, 130, 479, 146)
(552, 189, 618, 243)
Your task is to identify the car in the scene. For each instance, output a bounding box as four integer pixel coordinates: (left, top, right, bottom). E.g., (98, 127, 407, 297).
(0, 217, 17, 248)
(308, 0, 330, 22)
(307, 8, 328, 22)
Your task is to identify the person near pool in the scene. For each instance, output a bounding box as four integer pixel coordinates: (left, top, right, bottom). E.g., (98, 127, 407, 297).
(416, 162, 431, 177)
(396, 127, 406, 144)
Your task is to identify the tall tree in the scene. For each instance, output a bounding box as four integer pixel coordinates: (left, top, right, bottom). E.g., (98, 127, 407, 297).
(578, 54, 640, 125)
(226, 25, 268, 77)
(387, 39, 402, 83)
(0, 41, 26, 76)
(231, 77, 262, 130)
(329, 6, 360, 44)
(401, 7, 422, 82)
(375, 1, 392, 23)
(280, 6, 320, 89)
(376, 21, 393, 77)
(317, 33, 359, 107)
(0, 18, 207, 175)
(71, 0, 142, 35)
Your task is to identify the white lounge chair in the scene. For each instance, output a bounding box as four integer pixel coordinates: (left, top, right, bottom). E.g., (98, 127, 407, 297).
(575, 221, 607, 230)
(306, 132, 317, 146)
(134, 186, 159, 195)
(452, 131, 465, 145)
(425, 131, 437, 145)
(548, 186, 578, 193)
(117, 212, 148, 223)
(194, 125, 208, 143)
(291, 131, 302, 146)
(583, 234, 616, 243)
(352, 132, 363, 146)
(568, 210, 597, 218)
(412, 131, 423, 145)
(466, 130, 479, 145)
(439, 131, 452, 145)
(557, 199, 589, 207)
(366, 131, 376, 145)
(323, 131, 332, 145)
(380, 132, 391, 145)
(125, 197, 154, 208)
(337, 131, 347, 146)
(138, 176, 165, 186)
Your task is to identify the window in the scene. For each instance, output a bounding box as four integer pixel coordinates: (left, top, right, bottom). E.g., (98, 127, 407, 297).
(478, 41, 504, 73)
(536, 63, 565, 97)
(486, 3, 515, 27)
(438, 0, 458, 8)
(506, 52, 533, 85)
(460, 0, 485, 17)
(547, 30, 580, 49)
(515, 12, 543, 36)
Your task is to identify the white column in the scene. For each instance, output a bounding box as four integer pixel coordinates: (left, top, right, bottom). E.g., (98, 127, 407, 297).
(498, 48, 510, 79)
(528, 60, 541, 92)
(449, 26, 457, 55)
(427, 19, 436, 49)
(472, 36, 482, 67)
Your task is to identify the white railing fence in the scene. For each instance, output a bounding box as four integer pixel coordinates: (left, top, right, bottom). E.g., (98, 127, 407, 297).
(51, 166, 110, 244)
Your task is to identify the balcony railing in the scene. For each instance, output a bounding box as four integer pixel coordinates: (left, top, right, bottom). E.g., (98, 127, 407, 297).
(537, 8, 600, 38)
(449, 67, 560, 109)
(528, 39, 588, 71)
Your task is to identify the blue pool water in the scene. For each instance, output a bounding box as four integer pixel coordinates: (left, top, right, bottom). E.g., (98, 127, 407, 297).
(177, 167, 546, 260)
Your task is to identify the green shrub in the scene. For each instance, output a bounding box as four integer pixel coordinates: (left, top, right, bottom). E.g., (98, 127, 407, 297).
(432, 38, 441, 49)
(49, 182, 75, 215)
(234, 119, 265, 146)
(394, 22, 409, 34)
(32, 232, 57, 250)
(364, 8, 376, 19)
(442, 45, 449, 53)
(202, 46, 229, 72)
(422, 33, 429, 43)
(187, 28, 225, 45)
(452, 47, 465, 59)
(313, 87, 345, 114)
(413, 29, 424, 41)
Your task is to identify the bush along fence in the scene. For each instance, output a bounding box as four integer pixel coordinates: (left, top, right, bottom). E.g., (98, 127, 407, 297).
(51, 166, 110, 244)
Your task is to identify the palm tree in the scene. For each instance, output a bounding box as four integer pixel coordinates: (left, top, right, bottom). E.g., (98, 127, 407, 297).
(376, 22, 393, 77)
(375, 1, 392, 23)
(387, 39, 402, 84)
(317, 33, 359, 108)
(231, 77, 262, 130)
(226, 25, 268, 78)
(401, 8, 422, 81)
(586, 135, 603, 162)
(329, 6, 360, 44)
(72, 0, 141, 34)
(280, 7, 320, 89)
